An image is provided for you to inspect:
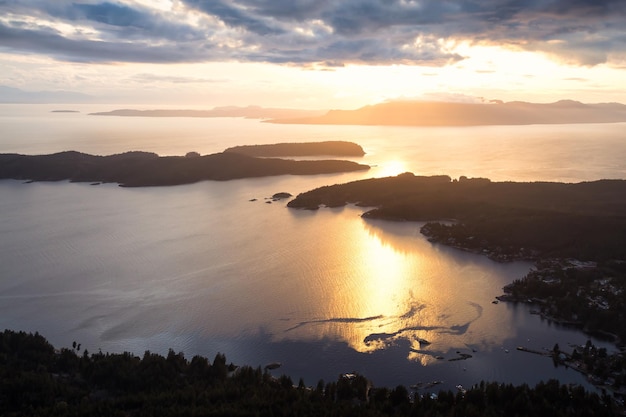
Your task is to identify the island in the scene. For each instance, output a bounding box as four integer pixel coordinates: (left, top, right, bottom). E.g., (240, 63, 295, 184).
(271, 192, 293, 200)
(89, 105, 325, 120)
(0, 149, 369, 187)
(224, 141, 365, 157)
(269, 100, 626, 126)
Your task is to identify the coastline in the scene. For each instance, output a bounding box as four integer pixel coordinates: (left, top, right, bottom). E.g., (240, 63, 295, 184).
(286, 173, 626, 396)
(0, 143, 370, 186)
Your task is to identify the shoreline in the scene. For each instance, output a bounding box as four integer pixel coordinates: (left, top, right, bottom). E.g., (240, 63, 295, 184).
(0, 146, 370, 186)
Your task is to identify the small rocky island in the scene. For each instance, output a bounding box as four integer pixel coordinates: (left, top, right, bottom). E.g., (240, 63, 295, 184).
(0, 142, 369, 187)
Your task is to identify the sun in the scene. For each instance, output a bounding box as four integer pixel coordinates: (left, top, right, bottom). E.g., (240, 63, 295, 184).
(375, 160, 409, 178)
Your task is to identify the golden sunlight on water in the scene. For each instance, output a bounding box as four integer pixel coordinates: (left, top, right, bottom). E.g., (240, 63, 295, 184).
(374, 159, 409, 178)
(275, 207, 522, 366)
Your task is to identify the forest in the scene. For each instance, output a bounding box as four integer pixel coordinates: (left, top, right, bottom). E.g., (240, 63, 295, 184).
(0, 149, 368, 186)
(0, 329, 621, 416)
(288, 173, 626, 261)
(223, 140, 365, 157)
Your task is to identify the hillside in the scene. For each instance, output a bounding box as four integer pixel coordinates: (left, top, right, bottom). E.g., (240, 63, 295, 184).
(90, 106, 325, 120)
(270, 100, 626, 126)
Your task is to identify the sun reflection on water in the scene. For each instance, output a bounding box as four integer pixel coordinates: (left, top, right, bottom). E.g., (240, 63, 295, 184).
(374, 159, 408, 177)
(275, 209, 521, 366)
(279, 213, 445, 362)
(355, 235, 412, 318)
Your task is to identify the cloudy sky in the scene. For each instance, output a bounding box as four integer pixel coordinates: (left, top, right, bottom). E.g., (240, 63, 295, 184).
(1, 0, 625, 108)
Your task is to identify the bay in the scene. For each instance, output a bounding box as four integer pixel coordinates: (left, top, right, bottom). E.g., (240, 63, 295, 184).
(0, 104, 624, 391)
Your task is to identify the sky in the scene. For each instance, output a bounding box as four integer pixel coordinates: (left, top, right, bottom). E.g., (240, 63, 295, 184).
(1, 0, 625, 108)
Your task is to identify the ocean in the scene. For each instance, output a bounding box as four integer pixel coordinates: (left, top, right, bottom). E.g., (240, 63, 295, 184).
(0, 103, 624, 390)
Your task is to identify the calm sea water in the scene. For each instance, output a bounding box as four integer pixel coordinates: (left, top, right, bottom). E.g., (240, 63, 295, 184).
(0, 104, 624, 391)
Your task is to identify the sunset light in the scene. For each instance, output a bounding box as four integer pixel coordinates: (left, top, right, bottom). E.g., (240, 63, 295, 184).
(375, 160, 409, 178)
(1, 1, 626, 414)
(1, 1, 625, 108)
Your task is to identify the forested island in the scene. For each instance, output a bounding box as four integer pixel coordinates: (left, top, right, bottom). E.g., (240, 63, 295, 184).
(0, 329, 620, 416)
(0, 145, 369, 186)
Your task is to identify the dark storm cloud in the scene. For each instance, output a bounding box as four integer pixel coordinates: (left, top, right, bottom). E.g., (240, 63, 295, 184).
(183, 0, 285, 35)
(542, 0, 626, 17)
(230, 0, 329, 21)
(73, 2, 145, 27)
(0, 0, 624, 66)
(0, 1, 206, 43)
(0, 20, 211, 63)
(61, 1, 206, 42)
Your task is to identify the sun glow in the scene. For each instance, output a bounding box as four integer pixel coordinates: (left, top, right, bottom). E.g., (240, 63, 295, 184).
(273, 208, 519, 365)
(356, 235, 411, 317)
(375, 160, 408, 178)
(332, 225, 425, 354)
(351, 224, 445, 363)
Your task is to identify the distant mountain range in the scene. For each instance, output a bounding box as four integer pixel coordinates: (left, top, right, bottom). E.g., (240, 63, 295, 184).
(269, 100, 626, 126)
(4, 85, 626, 126)
(0, 86, 94, 104)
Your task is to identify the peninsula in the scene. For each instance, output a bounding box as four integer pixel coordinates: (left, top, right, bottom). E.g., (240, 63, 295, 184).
(288, 173, 626, 261)
(270, 100, 626, 126)
(0, 148, 369, 187)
